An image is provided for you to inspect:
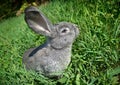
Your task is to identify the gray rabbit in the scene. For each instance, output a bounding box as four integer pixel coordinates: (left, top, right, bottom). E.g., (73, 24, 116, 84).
(23, 6, 79, 78)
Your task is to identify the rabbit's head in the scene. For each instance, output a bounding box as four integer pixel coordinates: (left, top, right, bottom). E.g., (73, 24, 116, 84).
(25, 6, 79, 49)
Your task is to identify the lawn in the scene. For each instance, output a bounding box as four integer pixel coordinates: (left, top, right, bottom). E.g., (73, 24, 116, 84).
(0, 0, 120, 85)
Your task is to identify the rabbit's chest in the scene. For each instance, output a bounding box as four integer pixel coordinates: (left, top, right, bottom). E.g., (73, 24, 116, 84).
(50, 49, 71, 65)
(35, 48, 71, 72)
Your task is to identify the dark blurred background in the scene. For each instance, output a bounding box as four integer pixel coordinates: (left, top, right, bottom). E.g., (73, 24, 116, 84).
(0, 0, 49, 20)
(0, 0, 119, 21)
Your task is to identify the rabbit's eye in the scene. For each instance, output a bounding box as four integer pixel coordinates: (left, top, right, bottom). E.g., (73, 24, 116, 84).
(60, 27, 70, 34)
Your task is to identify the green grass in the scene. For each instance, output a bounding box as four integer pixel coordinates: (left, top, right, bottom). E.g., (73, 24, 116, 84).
(0, 0, 120, 85)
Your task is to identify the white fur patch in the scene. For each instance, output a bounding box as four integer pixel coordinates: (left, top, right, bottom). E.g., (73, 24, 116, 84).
(30, 20, 50, 33)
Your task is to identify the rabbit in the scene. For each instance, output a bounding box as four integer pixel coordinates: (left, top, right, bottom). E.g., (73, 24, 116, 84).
(23, 6, 79, 78)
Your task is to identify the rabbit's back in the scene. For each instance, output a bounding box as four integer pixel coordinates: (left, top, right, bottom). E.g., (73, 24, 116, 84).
(23, 47, 36, 70)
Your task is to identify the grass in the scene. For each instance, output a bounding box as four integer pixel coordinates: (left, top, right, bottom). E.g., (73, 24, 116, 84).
(0, 0, 120, 85)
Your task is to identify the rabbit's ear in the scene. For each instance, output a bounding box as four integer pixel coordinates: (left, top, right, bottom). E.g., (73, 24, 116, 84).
(25, 6, 52, 36)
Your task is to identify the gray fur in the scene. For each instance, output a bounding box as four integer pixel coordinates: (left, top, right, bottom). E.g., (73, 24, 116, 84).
(23, 6, 79, 77)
